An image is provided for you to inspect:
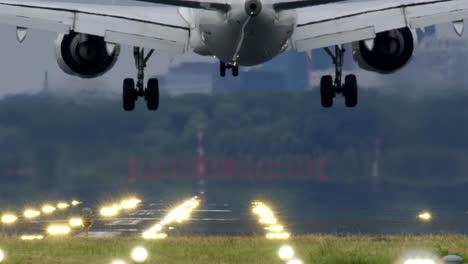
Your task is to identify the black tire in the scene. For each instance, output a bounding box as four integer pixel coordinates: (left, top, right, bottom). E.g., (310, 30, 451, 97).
(123, 78, 136, 111)
(232, 66, 239, 77)
(220, 62, 226, 77)
(146, 78, 160, 111)
(344, 74, 358, 107)
(320, 75, 334, 108)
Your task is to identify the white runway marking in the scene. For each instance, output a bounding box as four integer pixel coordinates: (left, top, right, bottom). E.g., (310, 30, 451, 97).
(107, 219, 143, 226)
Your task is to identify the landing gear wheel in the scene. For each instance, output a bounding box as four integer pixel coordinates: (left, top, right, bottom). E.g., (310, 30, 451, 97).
(220, 62, 226, 77)
(146, 78, 160, 111)
(344, 74, 358, 107)
(123, 78, 136, 111)
(232, 66, 239, 77)
(320, 75, 334, 108)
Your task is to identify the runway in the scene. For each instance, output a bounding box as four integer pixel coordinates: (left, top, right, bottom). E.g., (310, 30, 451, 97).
(5, 198, 468, 238)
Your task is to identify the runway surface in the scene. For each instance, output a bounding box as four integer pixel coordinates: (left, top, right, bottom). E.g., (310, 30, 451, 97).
(5, 199, 468, 238)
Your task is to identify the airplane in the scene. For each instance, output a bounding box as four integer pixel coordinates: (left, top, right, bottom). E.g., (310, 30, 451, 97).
(0, 0, 465, 111)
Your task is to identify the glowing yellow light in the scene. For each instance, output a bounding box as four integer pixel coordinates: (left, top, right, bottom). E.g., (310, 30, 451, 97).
(69, 218, 83, 227)
(23, 209, 40, 219)
(418, 211, 432, 221)
(112, 204, 122, 210)
(20, 235, 35, 240)
(57, 203, 69, 209)
(0, 248, 4, 262)
(100, 207, 118, 217)
(149, 224, 162, 233)
(71, 200, 81, 206)
(403, 259, 437, 264)
(259, 218, 277, 225)
(111, 259, 127, 264)
(279, 245, 295, 261)
(287, 258, 304, 264)
(42, 205, 56, 214)
(252, 204, 271, 215)
(260, 211, 274, 218)
(142, 232, 168, 239)
(1, 214, 17, 224)
(131, 246, 149, 263)
(20, 234, 43, 240)
(266, 232, 290, 239)
(47, 225, 71, 235)
(266, 225, 284, 232)
(190, 200, 200, 208)
(121, 201, 137, 209)
(120, 198, 141, 210)
(143, 196, 199, 236)
(177, 212, 190, 221)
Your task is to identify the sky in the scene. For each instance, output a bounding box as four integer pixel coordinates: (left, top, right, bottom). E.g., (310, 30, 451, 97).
(0, 0, 466, 97)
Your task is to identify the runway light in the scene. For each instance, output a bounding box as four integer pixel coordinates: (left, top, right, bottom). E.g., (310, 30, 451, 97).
(0, 248, 4, 262)
(1, 214, 17, 224)
(100, 207, 118, 217)
(142, 196, 200, 239)
(418, 211, 432, 221)
(260, 212, 274, 219)
(20, 235, 35, 240)
(142, 232, 168, 239)
(403, 259, 437, 264)
(266, 225, 284, 232)
(20, 234, 43, 240)
(47, 225, 71, 235)
(57, 202, 70, 209)
(266, 232, 290, 240)
(131, 246, 148, 263)
(121, 198, 141, 209)
(24, 209, 40, 219)
(111, 259, 127, 264)
(69, 218, 83, 227)
(278, 245, 295, 260)
(149, 225, 162, 233)
(42, 205, 56, 214)
(287, 258, 304, 264)
(71, 200, 81, 206)
(259, 218, 277, 225)
(396, 249, 441, 264)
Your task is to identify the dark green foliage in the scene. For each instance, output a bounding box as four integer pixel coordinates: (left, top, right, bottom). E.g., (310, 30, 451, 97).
(0, 89, 467, 197)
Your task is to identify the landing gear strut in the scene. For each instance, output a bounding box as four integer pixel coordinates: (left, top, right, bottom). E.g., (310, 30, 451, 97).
(220, 61, 239, 77)
(320, 45, 358, 108)
(122, 47, 159, 111)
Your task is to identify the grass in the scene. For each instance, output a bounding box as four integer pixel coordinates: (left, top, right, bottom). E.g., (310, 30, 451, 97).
(0, 234, 467, 264)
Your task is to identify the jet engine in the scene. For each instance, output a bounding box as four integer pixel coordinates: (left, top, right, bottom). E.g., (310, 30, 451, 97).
(351, 27, 416, 74)
(55, 32, 120, 78)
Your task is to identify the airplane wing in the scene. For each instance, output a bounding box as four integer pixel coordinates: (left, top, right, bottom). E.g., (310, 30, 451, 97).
(282, 0, 468, 52)
(0, 0, 197, 54)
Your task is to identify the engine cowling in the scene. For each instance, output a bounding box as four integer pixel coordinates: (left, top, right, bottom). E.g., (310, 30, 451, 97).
(351, 27, 417, 74)
(55, 32, 120, 78)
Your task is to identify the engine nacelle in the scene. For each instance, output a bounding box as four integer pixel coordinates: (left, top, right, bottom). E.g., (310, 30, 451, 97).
(55, 32, 120, 78)
(351, 27, 417, 74)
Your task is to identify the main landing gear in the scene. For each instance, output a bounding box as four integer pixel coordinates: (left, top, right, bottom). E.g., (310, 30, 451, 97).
(219, 61, 239, 77)
(123, 47, 159, 111)
(320, 45, 358, 108)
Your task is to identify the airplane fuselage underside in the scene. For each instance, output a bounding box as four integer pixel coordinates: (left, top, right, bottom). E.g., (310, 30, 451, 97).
(196, 5, 296, 66)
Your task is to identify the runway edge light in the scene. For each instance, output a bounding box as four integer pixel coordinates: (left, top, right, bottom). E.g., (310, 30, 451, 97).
(278, 245, 295, 261)
(131, 246, 148, 263)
